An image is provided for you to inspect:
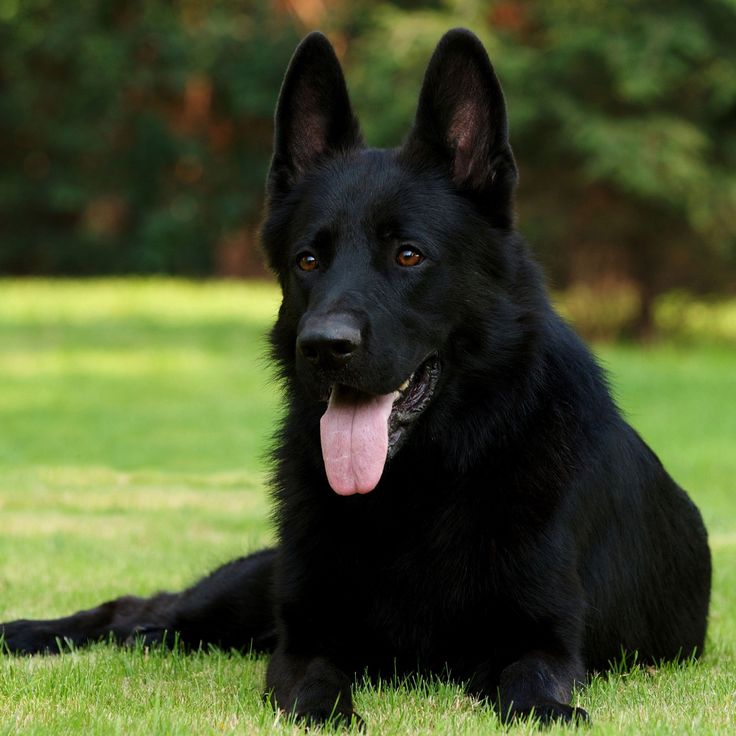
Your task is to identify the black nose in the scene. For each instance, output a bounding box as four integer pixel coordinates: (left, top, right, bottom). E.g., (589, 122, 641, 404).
(297, 315, 362, 370)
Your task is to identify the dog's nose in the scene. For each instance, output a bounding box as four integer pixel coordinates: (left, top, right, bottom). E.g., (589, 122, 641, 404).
(297, 316, 362, 370)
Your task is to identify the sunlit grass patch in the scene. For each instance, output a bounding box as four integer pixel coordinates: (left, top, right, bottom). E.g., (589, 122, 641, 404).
(1, 279, 735, 734)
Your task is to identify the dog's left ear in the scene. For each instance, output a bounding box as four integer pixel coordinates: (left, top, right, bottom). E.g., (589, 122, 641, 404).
(268, 32, 362, 198)
(402, 29, 517, 226)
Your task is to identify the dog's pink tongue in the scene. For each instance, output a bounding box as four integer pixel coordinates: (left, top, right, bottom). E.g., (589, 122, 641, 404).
(320, 386, 396, 495)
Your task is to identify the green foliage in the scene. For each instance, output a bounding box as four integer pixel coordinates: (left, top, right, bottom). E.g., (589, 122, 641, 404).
(346, 0, 736, 297)
(554, 284, 736, 342)
(0, 279, 735, 733)
(0, 1, 301, 274)
(2, 0, 736, 303)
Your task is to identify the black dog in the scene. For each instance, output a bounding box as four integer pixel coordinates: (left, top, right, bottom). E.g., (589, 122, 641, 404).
(1, 29, 711, 726)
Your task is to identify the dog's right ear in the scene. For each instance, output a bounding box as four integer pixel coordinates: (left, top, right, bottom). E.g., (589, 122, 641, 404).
(268, 32, 362, 198)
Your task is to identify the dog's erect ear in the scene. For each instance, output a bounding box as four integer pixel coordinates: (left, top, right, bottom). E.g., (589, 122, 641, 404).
(402, 29, 517, 225)
(268, 32, 362, 197)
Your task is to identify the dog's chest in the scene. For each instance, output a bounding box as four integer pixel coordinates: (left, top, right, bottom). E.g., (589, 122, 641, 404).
(347, 494, 501, 664)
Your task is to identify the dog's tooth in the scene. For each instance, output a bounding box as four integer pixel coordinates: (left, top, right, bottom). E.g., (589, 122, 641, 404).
(398, 372, 414, 392)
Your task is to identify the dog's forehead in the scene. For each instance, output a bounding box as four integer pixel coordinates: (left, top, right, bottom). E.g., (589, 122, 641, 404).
(308, 149, 448, 225)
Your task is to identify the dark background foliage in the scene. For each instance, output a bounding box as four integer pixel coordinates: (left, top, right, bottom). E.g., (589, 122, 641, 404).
(2, 0, 736, 332)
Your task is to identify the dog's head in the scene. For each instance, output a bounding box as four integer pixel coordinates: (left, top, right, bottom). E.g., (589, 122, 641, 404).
(262, 29, 529, 495)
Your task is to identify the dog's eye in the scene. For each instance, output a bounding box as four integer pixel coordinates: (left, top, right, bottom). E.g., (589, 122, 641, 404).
(396, 247, 424, 267)
(297, 252, 319, 272)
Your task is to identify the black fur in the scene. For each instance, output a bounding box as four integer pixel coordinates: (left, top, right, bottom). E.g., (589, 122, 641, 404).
(1, 29, 710, 727)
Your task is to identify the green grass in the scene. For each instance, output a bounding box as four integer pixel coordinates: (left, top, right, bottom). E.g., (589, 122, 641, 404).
(1, 279, 734, 734)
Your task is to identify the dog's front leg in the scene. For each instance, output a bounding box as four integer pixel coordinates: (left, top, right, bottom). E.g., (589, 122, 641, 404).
(266, 647, 359, 726)
(477, 650, 589, 725)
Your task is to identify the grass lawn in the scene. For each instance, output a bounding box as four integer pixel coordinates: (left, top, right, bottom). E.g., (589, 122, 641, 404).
(1, 279, 734, 735)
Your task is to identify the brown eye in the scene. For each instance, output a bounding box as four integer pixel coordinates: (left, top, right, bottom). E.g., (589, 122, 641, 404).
(396, 247, 424, 267)
(297, 252, 319, 272)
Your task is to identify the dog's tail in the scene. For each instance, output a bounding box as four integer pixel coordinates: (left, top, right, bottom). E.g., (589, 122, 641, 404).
(1, 548, 277, 655)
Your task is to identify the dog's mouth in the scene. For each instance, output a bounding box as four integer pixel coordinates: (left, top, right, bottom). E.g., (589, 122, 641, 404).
(319, 354, 440, 496)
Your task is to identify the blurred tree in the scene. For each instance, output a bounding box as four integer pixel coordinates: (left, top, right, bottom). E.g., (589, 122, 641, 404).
(346, 0, 736, 334)
(1, 0, 735, 336)
(0, 0, 301, 275)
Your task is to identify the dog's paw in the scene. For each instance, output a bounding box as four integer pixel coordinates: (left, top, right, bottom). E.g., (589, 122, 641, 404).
(282, 685, 362, 729)
(503, 700, 590, 726)
(0, 620, 69, 655)
(124, 625, 171, 649)
(294, 706, 364, 730)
